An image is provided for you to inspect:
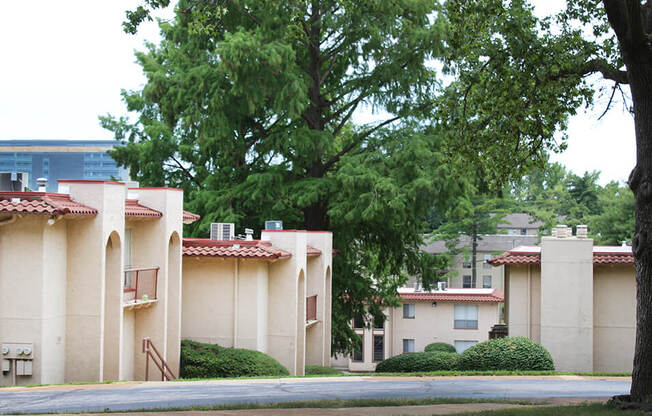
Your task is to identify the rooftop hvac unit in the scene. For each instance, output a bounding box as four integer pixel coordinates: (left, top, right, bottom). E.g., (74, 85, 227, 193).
(210, 223, 235, 240)
(265, 220, 283, 230)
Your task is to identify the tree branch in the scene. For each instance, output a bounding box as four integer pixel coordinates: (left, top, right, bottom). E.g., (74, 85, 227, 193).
(170, 155, 202, 187)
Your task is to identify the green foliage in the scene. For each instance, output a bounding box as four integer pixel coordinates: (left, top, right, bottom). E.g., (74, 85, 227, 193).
(424, 342, 457, 353)
(305, 365, 343, 376)
(589, 182, 635, 245)
(107, 0, 461, 355)
(457, 337, 554, 371)
(374, 352, 460, 373)
(179, 340, 289, 378)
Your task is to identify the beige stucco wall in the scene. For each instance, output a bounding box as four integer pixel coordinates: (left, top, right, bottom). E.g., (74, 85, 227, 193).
(593, 264, 635, 372)
(540, 236, 593, 372)
(505, 264, 540, 343)
(305, 232, 333, 367)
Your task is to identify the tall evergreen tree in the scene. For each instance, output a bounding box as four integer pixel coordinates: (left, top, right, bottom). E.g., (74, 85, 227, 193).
(104, 0, 459, 353)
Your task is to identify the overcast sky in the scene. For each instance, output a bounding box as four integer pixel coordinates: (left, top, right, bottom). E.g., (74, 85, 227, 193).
(0, 1, 635, 185)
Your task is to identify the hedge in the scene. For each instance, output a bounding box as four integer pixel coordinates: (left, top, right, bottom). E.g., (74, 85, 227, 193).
(424, 342, 457, 354)
(305, 365, 344, 376)
(457, 337, 554, 371)
(375, 352, 460, 373)
(180, 340, 289, 378)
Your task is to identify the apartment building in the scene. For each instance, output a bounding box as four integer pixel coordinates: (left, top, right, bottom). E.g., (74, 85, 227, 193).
(181, 230, 333, 376)
(490, 225, 635, 372)
(332, 287, 503, 371)
(0, 180, 190, 385)
(420, 213, 541, 291)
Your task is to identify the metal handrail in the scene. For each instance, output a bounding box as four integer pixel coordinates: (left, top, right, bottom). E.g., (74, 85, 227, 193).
(142, 337, 176, 381)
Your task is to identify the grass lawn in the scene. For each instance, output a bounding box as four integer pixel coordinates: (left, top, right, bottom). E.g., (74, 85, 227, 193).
(454, 403, 645, 415)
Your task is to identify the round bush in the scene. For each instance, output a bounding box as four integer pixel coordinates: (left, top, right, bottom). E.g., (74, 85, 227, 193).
(180, 340, 289, 378)
(375, 352, 459, 373)
(457, 337, 554, 371)
(424, 342, 456, 353)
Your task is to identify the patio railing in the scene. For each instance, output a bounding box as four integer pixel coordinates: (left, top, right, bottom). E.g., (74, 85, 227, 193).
(123, 267, 159, 304)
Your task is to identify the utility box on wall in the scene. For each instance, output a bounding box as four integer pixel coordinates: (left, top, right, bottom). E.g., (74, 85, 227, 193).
(1, 342, 34, 376)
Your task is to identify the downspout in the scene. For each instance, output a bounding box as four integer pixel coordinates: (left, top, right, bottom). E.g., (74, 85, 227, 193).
(527, 264, 532, 339)
(0, 214, 20, 226)
(233, 258, 239, 348)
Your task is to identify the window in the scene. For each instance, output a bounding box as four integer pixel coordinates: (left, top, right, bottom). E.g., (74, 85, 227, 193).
(373, 335, 384, 361)
(462, 260, 471, 268)
(403, 304, 415, 319)
(353, 314, 364, 329)
(483, 254, 492, 269)
(454, 305, 478, 329)
(483, 275, 492, 288)
(463, 275, 474, 288)
(402, 339, 415, 353)
(353, 336, 363, 362)
(521, 228, 527, 235)
(454, 340, 477, 353)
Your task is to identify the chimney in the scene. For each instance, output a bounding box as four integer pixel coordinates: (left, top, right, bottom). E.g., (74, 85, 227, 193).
(576, 225, 588, 238)
(552, 225, 570, 238)
(36, 177, 47, 192)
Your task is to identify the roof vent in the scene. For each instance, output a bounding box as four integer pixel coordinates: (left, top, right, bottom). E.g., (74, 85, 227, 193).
(437, 281, 447, 291)
(265, 220, 283, 230)
(245, 228, 254, 241)
(210, 223, 235, 240)
(414, 282, 423, 292)
(36, 177, 47, 192)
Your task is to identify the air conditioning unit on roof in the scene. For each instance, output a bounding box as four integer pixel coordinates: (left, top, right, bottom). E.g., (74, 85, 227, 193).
(210, 223, 235, 240)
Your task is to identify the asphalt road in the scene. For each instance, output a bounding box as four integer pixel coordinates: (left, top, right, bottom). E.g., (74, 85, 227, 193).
(0, 377, 631, 414)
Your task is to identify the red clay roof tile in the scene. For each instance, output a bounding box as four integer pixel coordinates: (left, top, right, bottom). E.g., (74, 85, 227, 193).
(0, 192, 97, 216)
(125, 199, 162, 218)
(307, 245, 321, 256)
(399, 289, 504, 303)
(183, 210, 200, 224)
(182, 239, 291, 260)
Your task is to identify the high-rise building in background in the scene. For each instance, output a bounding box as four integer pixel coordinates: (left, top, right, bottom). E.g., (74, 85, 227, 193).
(0, 140, 129, 192)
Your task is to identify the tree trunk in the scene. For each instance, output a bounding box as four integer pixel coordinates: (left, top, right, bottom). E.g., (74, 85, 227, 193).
(627, 61, 652, 403)
(602, 0, 652, 402)
(472, 220, 478, 288)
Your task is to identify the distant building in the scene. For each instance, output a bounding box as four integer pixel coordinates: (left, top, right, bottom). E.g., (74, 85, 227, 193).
(496, 213, 542, 236)
(0, 140, 129, 192)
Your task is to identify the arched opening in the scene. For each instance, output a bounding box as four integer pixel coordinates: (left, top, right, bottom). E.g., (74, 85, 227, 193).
(324, 266, 332, 365)
(166, 231, 182, 375)
(296, 269, 306, 376)
(103, 231, 122, 381)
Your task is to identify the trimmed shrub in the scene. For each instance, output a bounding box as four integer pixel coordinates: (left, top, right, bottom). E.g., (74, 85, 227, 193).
(424, 342, 456, 354)
(457, 337, 554, 371)
(375, 352, 459, 373)
(180, 340, 289, 378)
(305, 365, 344, 376)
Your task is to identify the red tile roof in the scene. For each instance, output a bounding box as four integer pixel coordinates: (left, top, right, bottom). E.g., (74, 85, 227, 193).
(307, 245, 322, 256)
(125, 199, 162, 218)
(183, 210, 200, 224)
(489, 246, 634, 266)
(399, 289, 504, 303)
(0, 192, 97, 216)
(182, 239, 291, 260)
(488, 251, 541, 266)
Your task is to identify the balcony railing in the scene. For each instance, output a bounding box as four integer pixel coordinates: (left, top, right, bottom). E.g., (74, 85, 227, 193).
(306, 295, 317, 322)
(123, 267, 159, 304)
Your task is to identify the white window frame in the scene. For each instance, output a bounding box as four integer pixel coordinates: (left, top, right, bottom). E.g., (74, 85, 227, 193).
(402, 339, 415, 353)
(454, 304, 479, 329)
(403, 303, 415, 319)
(483, 275, 492, 288)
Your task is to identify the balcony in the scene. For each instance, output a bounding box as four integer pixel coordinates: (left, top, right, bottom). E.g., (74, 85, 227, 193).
(123, 267, 159, 310)
(306, 294, 317, 327)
